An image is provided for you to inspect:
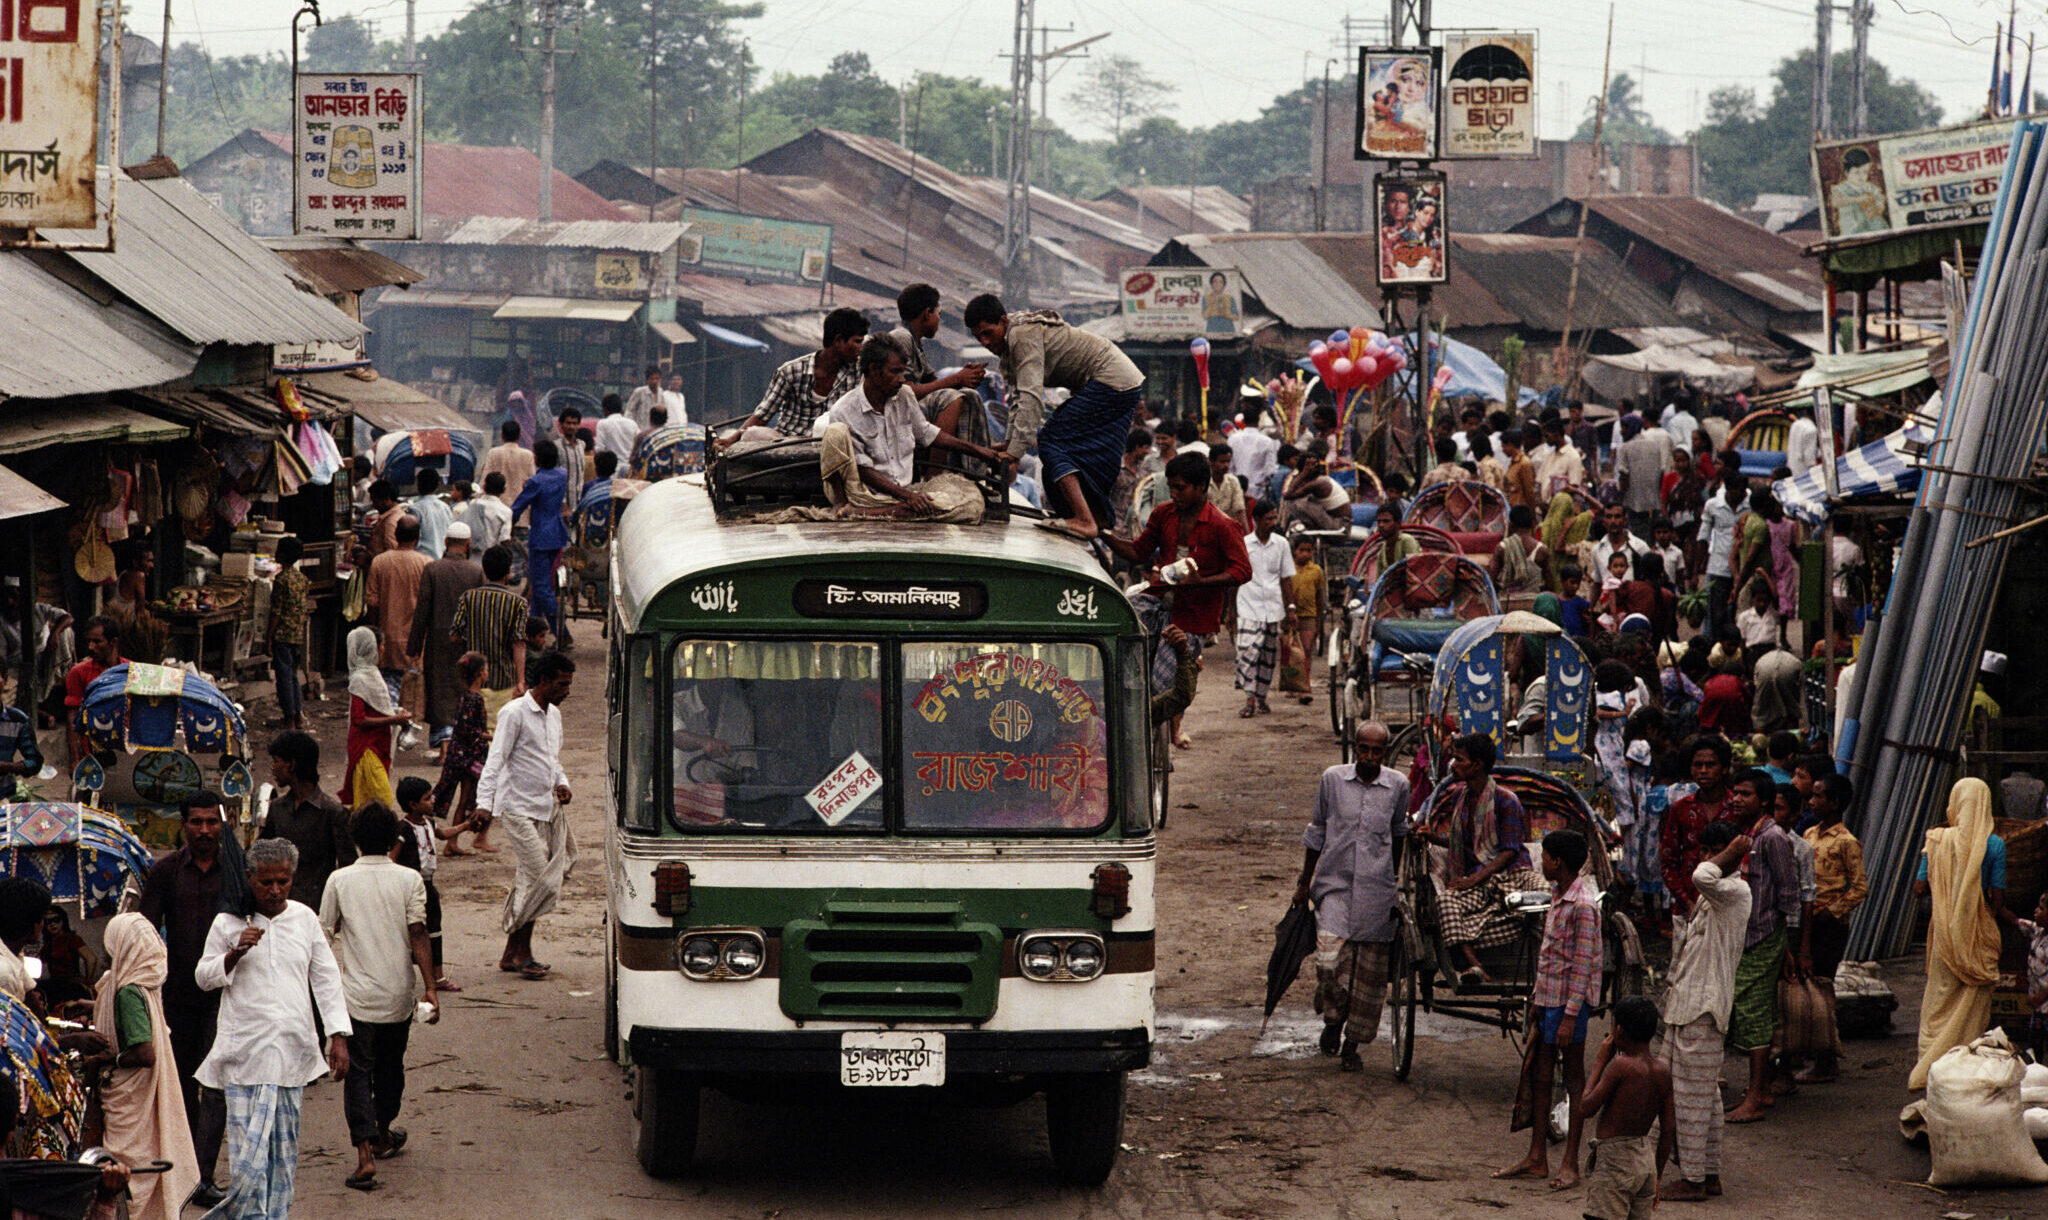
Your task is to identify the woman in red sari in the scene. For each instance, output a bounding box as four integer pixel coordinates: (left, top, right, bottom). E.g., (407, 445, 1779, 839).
(341, 625, 413, 811)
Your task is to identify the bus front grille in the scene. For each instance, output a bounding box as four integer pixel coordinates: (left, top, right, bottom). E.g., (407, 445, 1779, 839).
(780, 903, 1001, 1022)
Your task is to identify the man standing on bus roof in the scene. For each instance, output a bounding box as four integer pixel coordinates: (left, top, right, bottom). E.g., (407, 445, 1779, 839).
(812, 334, 1010, 522)
(1294, 719, 1410, 1072)
(966, 293, 1145, 543)
(724, 308, 869, 446)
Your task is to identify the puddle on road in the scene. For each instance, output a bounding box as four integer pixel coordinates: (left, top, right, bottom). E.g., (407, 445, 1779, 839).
(1136, 1006, 1500, 1083)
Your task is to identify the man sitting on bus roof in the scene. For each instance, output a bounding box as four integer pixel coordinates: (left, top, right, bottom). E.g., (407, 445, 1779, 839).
(724, 307, 869, 446)
(966, 293, 1145, 543)
(891, 283, 991, 454)
(811, 333, 1011, 523)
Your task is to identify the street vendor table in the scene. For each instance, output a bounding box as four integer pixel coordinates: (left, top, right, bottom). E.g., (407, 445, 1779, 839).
(162, 608, 240, 678)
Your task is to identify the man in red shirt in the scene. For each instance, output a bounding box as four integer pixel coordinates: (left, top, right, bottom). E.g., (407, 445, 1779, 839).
(1661, 735, 1733, 920)
(1105, 451, 1252, 749)
(64, 616, 122, 767)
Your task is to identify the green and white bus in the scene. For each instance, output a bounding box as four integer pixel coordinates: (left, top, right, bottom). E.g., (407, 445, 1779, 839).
(603, 477, 1158, 1184)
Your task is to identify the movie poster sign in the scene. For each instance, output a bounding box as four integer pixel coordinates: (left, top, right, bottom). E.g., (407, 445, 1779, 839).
(1376, 173, 1447, 286)
(0, 0, 100, 229)
(1118, 266, 1244, 339)
(294, 73, 421, 238)
(1442, 31, 1537, 159)
(1356, 47, 1440, 161)
(1812, 117, 2019, 242)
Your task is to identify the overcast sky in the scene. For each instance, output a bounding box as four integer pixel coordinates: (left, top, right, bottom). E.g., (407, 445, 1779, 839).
(178, 0, 2019, 144)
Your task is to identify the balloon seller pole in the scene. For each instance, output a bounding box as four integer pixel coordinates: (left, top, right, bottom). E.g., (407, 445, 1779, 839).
(1190, 338, 1212, 435)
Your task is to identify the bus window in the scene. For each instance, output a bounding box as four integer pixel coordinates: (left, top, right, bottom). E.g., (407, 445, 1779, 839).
(670, 641, 884, 831)
(619, 635, 660, 831)
(1118, 641, 1152, 834)
(900, 642, 1110, 832)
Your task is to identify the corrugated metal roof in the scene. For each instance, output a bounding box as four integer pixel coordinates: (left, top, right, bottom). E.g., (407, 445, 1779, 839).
(381, 289, 510, 310)
(1452, 233, 1689, 333)
(425, 216, 685, 252)
(127, 383, 343, 434)
(1091, 185, 1252, 240)
(1173, 235, 1383, 331)
(0, 256, 203, 401)
(419, 142, 629, 223)
(1292, 234, 1517, 329)
(260, 239, 425, 295)
(671, 271, 892, 321)
(0, 401, 188, 454)
(1574, 196, 1825, 314)
(0, 466, 66, 521)
(300, 371, 479, 435)
(493, 297, 644, 322)
(47, 173, 365, 346)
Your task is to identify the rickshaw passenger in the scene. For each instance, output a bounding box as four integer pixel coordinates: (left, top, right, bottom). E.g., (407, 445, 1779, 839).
(1425, 732, 1548, 983)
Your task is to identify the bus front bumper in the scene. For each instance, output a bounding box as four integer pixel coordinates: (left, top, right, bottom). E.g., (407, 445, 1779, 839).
(627, 1027, 1151, 1076)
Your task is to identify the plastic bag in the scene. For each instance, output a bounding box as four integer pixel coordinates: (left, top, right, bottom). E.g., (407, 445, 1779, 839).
(1923, 1029, 2048, 1187)
(2025, 1062, 2048, 1108)
(2028, 1107, 2048, 1142)
(1775, 975, 1840, 1060)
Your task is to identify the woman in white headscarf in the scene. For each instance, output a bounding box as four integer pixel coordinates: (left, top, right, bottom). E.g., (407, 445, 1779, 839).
(93, 911, 198, 1218)
(1909, 777, 2012, 1089)
(341, 625, 413, 812)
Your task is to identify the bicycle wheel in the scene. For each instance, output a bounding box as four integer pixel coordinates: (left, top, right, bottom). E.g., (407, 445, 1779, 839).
(1390, 932, 1417, 1081)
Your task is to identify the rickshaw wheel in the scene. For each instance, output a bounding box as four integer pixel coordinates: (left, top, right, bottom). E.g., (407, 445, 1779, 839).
(1325, 625, 1347, 744)
(1384, 722, 1424, 775)
(1390, 934, 1417, 1082)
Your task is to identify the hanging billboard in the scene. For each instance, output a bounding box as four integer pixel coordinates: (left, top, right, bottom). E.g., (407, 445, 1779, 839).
(1356, 46, 1440, 161)
(0, 0, 101, 229)
(1118, 266, 1243, 339)
(1441, 31, 1538, 159)
(677, 207, 831, 285)
(1812, 117, 2019, 242)
(294, 72, 422, 238)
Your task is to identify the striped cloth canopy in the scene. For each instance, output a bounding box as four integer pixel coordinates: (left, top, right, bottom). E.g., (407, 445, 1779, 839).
(1772, 421, 1935, 525)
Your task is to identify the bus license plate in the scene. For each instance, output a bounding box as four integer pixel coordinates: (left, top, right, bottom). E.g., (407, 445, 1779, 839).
(839, 1031, 945, 1087)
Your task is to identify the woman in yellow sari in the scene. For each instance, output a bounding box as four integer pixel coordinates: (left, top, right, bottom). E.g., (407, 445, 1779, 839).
(1908, 777, 2012, 1089)
(340, 626, 412, 812)
(1538, 491, 1593, 592)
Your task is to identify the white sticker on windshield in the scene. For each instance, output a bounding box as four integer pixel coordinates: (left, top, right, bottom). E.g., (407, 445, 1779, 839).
(806, 751, 881, 826)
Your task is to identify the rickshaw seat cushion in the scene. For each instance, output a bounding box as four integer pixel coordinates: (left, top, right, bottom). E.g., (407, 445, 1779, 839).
(1371, 617, 1462, 655)
(1442, 530, 1503, 555)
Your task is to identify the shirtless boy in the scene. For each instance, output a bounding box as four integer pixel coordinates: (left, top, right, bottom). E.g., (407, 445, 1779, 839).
(1579, 996, 1676, 1220)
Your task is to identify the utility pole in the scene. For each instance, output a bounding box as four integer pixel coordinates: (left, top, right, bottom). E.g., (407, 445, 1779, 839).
(538, 0, 560, 222)
(1033, 28, 1103, 192)
(648, 0, 659, 221)
(1001, 0, 1035, 304)
(404, 0, 416, 69)
(1812, 0, 1833, 139)
(735, 40, 748, 211)
(1380, 0, 1433, 476)
(1849, 0, 1873, 135)
(157, 0, 174, 158)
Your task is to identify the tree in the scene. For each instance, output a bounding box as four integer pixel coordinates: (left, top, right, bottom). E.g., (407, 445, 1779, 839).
(1571, 73, 1676, 146)
(1068, 53, 1173, 141)
(752, 52, 898, 140)
(302, 16, 384, 72)
(1199, 79, 1323, 196)
(1692, 49, 1944, 204)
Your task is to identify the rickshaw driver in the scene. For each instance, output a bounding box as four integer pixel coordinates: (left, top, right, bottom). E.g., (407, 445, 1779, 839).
(1420, 733, 1549, 986)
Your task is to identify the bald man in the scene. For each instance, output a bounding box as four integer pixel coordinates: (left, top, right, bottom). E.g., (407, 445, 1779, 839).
(1295, 720, 1412, 1070)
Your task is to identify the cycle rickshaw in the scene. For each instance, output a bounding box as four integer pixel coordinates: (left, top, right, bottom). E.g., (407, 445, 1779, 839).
(1332, 552, 1498, 765)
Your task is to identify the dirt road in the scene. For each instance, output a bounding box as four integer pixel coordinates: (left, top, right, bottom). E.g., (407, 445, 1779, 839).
(275, 633, 2034, 1219)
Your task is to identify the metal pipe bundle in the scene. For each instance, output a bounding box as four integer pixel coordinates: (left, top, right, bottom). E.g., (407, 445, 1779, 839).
(1843, 120, 2048, 960)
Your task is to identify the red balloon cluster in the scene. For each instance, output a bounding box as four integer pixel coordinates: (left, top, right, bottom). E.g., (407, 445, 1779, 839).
(1308, 326, 1408, 393)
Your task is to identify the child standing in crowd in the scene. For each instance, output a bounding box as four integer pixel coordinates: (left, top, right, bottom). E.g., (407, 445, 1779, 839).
(1283, 537, 1325, 706)
(434, 652, 490, 856)
(396, 776, 464, 993)
(522, 616, 556, 689)
(1596, 551, 1630, 632)
(1557, 564, 1593, 639)
(1497, 829, 1602, 1190)
(1577, 997, 1675, 1220)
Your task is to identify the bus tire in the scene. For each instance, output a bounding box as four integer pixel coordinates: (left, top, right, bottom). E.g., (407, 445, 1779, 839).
(633, 1065, 699, 1178)
(1044, 1071, 1124, 1186)
(603, 917, 620, 1063)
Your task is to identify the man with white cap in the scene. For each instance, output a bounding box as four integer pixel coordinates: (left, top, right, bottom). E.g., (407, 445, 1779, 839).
(408, 522, 484, 761)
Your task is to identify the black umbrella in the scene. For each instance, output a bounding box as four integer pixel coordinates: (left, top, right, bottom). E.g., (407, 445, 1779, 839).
(1448, 44, 1532, 83)
(1261, 902, 1319, 1032)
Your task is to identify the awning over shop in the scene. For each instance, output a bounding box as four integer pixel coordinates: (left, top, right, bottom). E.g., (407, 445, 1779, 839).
(0, 402, 186, 455)
(0, 466, 67, 521)
(298, 372, 479, 437)
(386, 290, 510, 311)
(757, 313, 825, 348)
(1581, 346, 1754, 402)
(1795, 350, 1933, 399)
(697, 321, 769, 350)
(1773, 420, 1934, 525)
(128, 383, 343, 435)
(493, 297, 644, 322)
(648, 321, 696, 346)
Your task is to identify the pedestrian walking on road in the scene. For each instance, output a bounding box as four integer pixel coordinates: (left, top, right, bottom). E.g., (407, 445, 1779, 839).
(196, 837, 351, 1220)
(475, 650, 578, 981)
(91, 911, 199, 1220)
(1294, 720, 1410, 1072)
(408, 521, 483, 758)
(1654, 820, 1751, 1202)
(1233, 500, 1295, 716)
(260, 731, 356, 910)
(319, 803, 439, 1192)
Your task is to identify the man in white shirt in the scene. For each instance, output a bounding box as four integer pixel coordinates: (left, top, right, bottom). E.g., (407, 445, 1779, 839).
(1233, 499, 1296, 715)
(811, 333, 1008, 521)
(196, 837, 351, 1220)
(1657, 822, 1752, 1203)
(475, 651, 578, 982)
(623, 364, 664, 430)
(457, 472, 514, 551)
(1590, 504, 1653, 581)
(481, 419, 535, 509)
(1785, 412, 1820, 476)
(1227, 395, 1280, 497)
(1662, 397, 1699, 451)
(1533, 417, 1586, 497)
(593, 393, 640, 465)
(661, 372, 689, 428)
(320, 804, 437, 1190)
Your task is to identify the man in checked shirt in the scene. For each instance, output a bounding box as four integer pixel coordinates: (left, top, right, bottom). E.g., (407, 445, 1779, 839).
(722, 307, 869, 447)
(1496, 827, 1603, 1191)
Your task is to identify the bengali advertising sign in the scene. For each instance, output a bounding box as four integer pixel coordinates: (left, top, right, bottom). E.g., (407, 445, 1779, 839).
(1813, 117, 2018, 242)
(1441, 31, 1537, 159)
(0, 0, 100, 228)
(295, 72, 421, 238)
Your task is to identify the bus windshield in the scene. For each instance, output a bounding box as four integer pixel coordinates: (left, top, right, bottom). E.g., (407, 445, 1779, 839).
(670, 640, 884, 831)
(901, 641, 1110, 832)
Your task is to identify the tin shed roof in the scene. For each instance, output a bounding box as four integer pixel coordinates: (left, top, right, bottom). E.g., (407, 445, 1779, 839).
(0, 256, 203, 402)
(1171, 234, 1384, 331)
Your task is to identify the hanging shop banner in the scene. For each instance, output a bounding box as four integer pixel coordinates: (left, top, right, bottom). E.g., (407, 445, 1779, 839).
(1356, 46, 1440, 161)
(1441, 31, 1538, 159)
(0, 0, 101, 229)
(1812, 117, 2019, 242)
(677, 207, 831, 285)
(294, 72, 421, 238)
(1376, 172, 1447, 286)
(1118, 266, 1243, 340)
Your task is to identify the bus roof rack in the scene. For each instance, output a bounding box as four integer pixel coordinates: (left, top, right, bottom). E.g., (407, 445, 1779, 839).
(707, 437, 1014, 523)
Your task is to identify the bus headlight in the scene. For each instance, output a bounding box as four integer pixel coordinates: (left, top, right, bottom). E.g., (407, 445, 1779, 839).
(677, 929, 767, 980)
(1018, 932, 1106, 983)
